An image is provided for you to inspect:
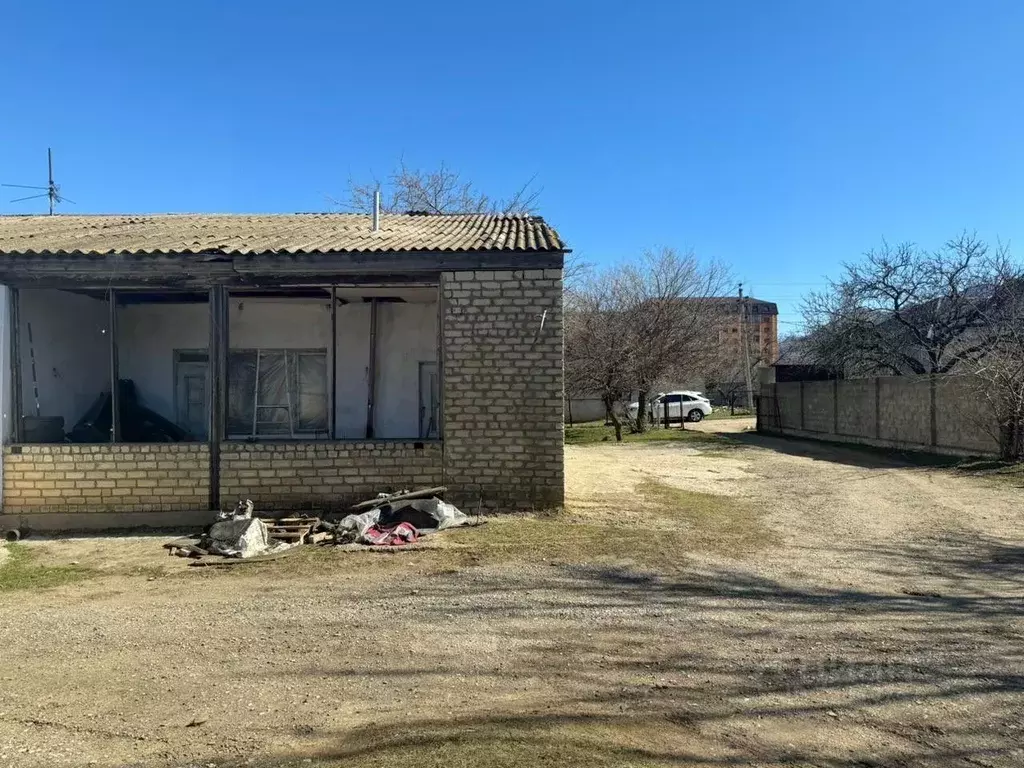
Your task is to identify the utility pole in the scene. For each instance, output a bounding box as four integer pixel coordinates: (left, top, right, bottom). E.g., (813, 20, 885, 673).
(739, 283, 754, 412)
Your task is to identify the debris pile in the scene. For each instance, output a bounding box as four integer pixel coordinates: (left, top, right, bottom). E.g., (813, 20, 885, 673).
(72, 379, 191, 443)
(164, 499, 302, 562)
(163, 486, 478, 565)
(335, 490, 472, 545)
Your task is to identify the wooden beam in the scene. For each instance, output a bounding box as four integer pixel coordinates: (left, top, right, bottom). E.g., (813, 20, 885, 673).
(436, 281, 445, 442)
(330, 286, 338, 439)
(365, 298, 378, 439)
(0, 250, 564, 289)
(8, 287, 22, 443)
(108, 289, 120, 442)
(208, 287, 228, 510)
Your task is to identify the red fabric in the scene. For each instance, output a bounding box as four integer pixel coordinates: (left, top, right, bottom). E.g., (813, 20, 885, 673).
(362, 521, 420, 546)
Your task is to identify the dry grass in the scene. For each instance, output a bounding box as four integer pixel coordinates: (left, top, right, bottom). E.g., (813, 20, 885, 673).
(272, 717, 696, 768)
(179, 492, 764, 584)
(564, 422, 739, 447)
(0, 543, 94, 592)
(953, 457, 1024, 487)
(635, 478, 773, 556)
(3, 434, 1023, 768)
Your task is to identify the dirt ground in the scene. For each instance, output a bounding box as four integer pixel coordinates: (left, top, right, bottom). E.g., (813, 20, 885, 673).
(1, 421, 1022, 767)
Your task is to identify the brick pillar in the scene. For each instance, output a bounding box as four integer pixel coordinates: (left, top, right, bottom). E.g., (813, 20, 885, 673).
(440, 268, 564, 512)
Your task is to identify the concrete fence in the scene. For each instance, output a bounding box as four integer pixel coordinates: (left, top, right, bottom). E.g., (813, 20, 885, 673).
(757, 375, 1000, 456)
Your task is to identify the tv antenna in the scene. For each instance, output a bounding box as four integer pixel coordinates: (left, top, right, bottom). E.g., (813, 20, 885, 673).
(2, 148, 75, 215)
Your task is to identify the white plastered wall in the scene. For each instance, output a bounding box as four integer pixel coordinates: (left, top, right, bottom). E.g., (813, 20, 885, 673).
(116, 293, 437, 440)
(374, 302, 438, 438)
(17, 289, 112, 432)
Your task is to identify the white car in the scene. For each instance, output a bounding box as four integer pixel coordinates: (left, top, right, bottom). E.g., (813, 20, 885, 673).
(627, 391, 713, 423)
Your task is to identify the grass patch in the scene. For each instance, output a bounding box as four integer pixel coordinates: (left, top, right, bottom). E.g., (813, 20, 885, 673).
(191, 477, 769, 581)
(565, 423, 739, 448)
(198, 504, 760, 581)
(256, 717, 692, 767)
(952, 457, 1024, 487)
(636, 478, 773, 556)
(706, 408, 752, 420)
(0, 544, 94, 592)
(123, 564, 170, 579)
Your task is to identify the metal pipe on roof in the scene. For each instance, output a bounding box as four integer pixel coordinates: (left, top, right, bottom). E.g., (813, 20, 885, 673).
(371, 188, 381, 233)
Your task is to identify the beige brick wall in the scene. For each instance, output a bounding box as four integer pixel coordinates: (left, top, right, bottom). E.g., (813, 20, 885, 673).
(441, 268, 564, 511)
(802, 381, 834, 433)
(2, 443, 209, 513)
(877, 375, 933, 446)
(836, 379, 877, 437)
(759, 374, 1000, 456)
(219, 441, 443, 511)
(2, 267, 566, 520)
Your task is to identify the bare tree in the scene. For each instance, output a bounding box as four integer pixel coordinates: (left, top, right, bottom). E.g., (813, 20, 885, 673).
(340, 160, 541, 215)
(562, 252, 592, 294)
(969, 266, 1024, 459)
(803, 233, 1024, 459)
(564, 269, 633, 440)
(802, 234, 1007, 376)
(617, 248, 731, 431)
(704, 357, 754, 415)
(565, 248, 730, 438)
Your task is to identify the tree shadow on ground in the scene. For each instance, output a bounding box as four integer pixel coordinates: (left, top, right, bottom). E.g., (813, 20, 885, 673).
(182, 529, 1024, 768)
(726, 431, 967, 472)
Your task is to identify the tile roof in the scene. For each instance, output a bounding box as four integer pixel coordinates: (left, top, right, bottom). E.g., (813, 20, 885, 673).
(0, 213, 567, 256)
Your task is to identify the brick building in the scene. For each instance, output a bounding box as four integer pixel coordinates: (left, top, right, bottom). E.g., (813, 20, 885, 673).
(0, 213, 567, 529)
(706, 296, 779, 364)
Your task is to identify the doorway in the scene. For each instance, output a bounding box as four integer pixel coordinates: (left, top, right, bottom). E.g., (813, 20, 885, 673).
(174, 350, 209, 440)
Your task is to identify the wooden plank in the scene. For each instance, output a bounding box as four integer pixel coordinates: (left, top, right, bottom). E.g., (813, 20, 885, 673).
(162, 536, 201, 549)
(350, 486, 448, 511)
(9, 287, 22, 442)
(188, 546, 305, 567)
(366, 298, 378, 438)
(208, 287, 228, 510)
(108, 288, 120, 442)
(0, 252, 564, 290)
(330, 285, 337, 439)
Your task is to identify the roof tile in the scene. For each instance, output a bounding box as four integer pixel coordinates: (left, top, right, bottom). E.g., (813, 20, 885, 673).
(0, 213, 566, 256)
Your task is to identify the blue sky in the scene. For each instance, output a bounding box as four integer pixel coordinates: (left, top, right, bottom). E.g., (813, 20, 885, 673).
(3, 1, 1024, 330)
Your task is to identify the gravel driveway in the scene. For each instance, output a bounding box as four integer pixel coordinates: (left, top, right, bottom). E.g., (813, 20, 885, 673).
(0, 427, 1021, 767)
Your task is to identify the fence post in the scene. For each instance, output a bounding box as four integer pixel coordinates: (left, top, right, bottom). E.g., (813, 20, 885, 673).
(799, 380, 806, 431)
(929, 374, 938, 447)
(832, 378, 839, 435)
(874, 377, 882, 439)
